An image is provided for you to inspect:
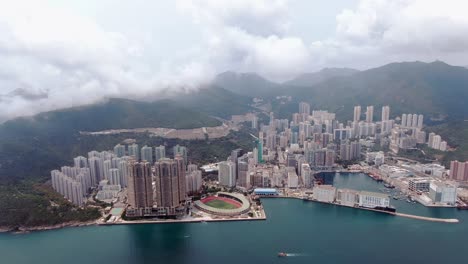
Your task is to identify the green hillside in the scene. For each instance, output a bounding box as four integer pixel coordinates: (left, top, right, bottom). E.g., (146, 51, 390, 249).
(174, 86, 254, 118)
(283, 61, 468, 121)
(0, 98, 221, 183)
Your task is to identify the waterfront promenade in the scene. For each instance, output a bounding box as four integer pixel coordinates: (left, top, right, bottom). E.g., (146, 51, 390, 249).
(261, 195, 460, 224)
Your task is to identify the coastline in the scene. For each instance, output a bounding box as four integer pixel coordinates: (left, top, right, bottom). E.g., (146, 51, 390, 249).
(0, 221, 97, 234)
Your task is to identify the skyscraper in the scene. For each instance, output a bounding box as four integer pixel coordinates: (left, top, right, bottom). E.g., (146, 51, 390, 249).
(103, 159, 112, 180)
(401, 114, 407, 127)
(299, 102, 311, 115)
(412, 114, 418, 128)
(218, 161, 236, 187)
(366, 106, 374, 123)
(127, 161, 153, 209)
(88, 156, 104, 185)
(417, 114, 424, 128)
(173, 145, 187, 163)
(381, 106, 390, 121)
(154, 158, 186, 208)
(113, 144, 126, 157)
(353, 106, 361, 122)
(141, 145, 153, 163)
(154, 145, 166, 161)
(73, 156, 88, 168)
(128, 144, 139, 160)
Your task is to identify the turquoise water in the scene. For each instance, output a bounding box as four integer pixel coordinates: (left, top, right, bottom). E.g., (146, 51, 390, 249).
(1, 173, 467, 264)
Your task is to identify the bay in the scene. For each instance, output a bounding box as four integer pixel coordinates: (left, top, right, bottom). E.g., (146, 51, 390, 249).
(1, 173, 467, 264)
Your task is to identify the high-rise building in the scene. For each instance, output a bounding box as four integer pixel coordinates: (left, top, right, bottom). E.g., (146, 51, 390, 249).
(266, 131, 277, 150)
(237, 159, 249, 188)
(353, 106, 361, 122)
(381, 106, 390, 121)
(103, 159, 112, 180)
(299, 102, 311, 116)
(73, 156, 88, 168)
(417, 114, 424, 128)
(432, 135, 442, 149)
(428, 132, 435, 147)
(113, 144, 126, 157)
(154, 158, 186, 208)
(118, 159, 129, 187)
(251, 115, 258, 129)
(173, 145, 187, 163)
(154, 145, 166, 161)
(218, 161, 236, 187)
(109, 168, 121, 186)
(51, 170, 85, 206)
(128, 144, 140, 160)
(88, 156, 104, 185)
(127, 161, 153, 209)
(401, 114, 407, 127)
(186, 169, 202, 194)
(406, 114, 413, 127)
(141, 145, 153, 163)
(366, 106, 374, 123)
(449, 161, 468, 181)
(412, 114, 418, 128)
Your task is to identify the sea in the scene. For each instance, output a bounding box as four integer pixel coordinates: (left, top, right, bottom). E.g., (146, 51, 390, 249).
(1, 172, 467, 264)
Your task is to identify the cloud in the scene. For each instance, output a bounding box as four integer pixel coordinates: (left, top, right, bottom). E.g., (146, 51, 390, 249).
(311, 0, 468, 68)
(1, 0, 468, 122)
(177, 0, 310, 81)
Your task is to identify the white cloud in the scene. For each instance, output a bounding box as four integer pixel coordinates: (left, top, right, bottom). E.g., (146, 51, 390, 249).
(1, 0, 468, 122)
(312, 0, 468, 68)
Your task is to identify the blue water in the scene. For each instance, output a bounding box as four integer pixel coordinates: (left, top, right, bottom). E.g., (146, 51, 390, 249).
(1, 173, 467, 264)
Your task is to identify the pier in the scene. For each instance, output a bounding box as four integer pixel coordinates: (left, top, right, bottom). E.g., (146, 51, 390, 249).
(393, 212, 459, 223)
(261, 195, 460, 224)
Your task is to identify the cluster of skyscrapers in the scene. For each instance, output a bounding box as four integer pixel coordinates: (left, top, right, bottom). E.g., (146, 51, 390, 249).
(51, 143, 202, 216)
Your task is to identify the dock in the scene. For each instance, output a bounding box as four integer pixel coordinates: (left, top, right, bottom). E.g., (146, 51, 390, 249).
(392, 212, 459, 223)
(261, 195, 460, 224)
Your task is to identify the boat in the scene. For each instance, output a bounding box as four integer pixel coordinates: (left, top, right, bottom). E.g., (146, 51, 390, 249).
(384, 183, 395, 189)
(278, 252, 288, 257)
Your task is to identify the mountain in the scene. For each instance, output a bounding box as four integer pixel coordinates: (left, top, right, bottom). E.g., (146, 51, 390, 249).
(0, 98, 222, 184)
(283, 68, 359, 87)
(273, 61, 468, 121)
(173, 85, 254, 118)
(212, 71, 281, 97)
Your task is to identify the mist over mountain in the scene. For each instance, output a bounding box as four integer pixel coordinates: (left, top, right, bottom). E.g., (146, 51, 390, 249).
(283, 68, 359, 87)
(212, 71, 281, 98)
(211, 61, 468, 121)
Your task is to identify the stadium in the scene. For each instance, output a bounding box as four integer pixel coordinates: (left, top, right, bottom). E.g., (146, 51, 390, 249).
(193, 192, 251, 216)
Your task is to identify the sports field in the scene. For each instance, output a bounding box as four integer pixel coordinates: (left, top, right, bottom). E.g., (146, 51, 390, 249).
(201, 196, 242, 209)
(204, 199, 238, 209)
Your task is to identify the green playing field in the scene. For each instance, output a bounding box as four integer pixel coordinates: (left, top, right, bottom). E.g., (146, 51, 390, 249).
(204, 199, 238, 209)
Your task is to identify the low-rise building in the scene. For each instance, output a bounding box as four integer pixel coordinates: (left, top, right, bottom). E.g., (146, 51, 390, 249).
(408, 178, 430, 192)
(358, 191, 390, 208)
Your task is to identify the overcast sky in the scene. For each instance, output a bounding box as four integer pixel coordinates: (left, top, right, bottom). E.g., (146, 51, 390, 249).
(1, 0, 468, 121)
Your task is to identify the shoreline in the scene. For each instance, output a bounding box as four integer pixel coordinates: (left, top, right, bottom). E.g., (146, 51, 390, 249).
(262, 195, 460, 223)
(0, 221, 97, 234)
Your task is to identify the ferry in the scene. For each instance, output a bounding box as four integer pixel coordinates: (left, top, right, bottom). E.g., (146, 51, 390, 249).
(278, 252, 288, 257)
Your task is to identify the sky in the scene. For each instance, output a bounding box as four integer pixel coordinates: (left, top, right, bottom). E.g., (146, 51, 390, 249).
(1, 0, 468, 121)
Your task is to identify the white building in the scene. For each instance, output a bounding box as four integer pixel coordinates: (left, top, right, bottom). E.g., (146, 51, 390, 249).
(186, 169, 203, 193)
(287, 171, 299, 189)
(218, 161, 236, 187)
(429, 182, 457, 205)
(313, 185, 336, 203)
(358, 191, 390, 208)
(336, 189, 359, 207)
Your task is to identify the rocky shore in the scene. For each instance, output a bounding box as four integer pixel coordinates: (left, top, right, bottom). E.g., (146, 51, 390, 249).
(0, 221, 97, 234)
